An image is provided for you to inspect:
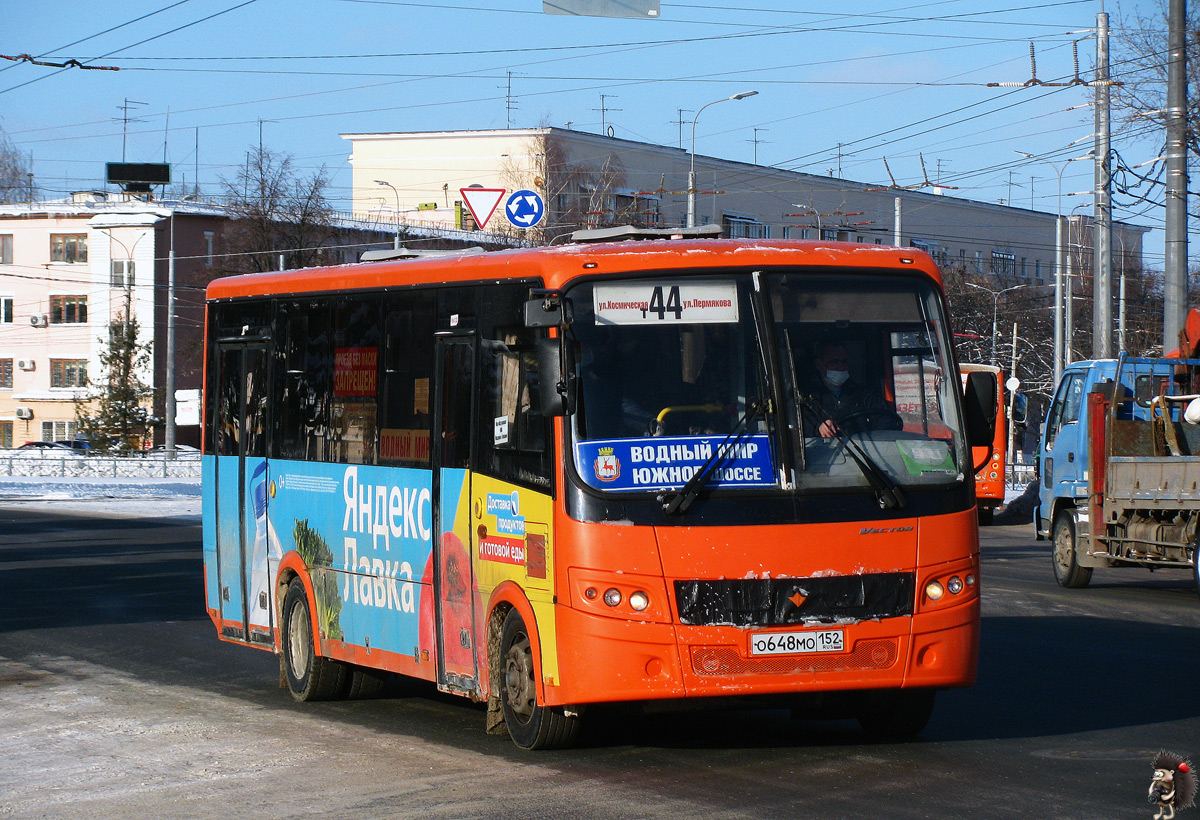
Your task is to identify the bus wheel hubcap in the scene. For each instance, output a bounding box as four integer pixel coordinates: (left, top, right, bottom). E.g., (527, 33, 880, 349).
(504, 632, 536, 722)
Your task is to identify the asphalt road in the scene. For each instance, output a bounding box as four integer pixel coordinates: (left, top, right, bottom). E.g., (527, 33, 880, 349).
(0, 502, 1197, 820)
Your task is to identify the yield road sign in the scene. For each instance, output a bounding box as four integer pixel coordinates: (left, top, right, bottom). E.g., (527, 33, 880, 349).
(460, 187, 506, 230)
(506, 189, 545, 228)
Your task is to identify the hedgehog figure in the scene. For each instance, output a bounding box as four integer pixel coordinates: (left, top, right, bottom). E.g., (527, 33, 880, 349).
(1149, 751, 1197, 820)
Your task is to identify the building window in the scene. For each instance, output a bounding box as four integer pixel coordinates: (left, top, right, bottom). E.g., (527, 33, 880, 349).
(821, 228, 838, 241)
(49, 295, 87, 324)
(1, 296, 11, 324)
(42, 420, 78, 442)
(0, 421, 11, 449)
(783, 226, 809, 240)
(1036, 259, 1043, 280)
(50, 234, 88, 263)
(724, 216, 769, 239)
(0, 235, 11, 265)
(111, 259, 135, 288)
(990, 250, 1017, 278)
(204, 231, 215, 268)
(0, 359, 11, 389)
(50, 359, 87, 388)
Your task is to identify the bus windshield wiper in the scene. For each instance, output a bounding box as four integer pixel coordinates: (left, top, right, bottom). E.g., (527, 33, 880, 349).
(796, 393, 906, 511)
(661, 400, 765, 516)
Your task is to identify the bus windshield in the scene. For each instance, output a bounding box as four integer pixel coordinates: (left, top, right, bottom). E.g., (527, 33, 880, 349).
(567, 272, 968, 498)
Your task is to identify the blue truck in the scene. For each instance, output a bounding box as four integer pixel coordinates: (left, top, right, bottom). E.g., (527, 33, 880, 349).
(1037, 355, 1200, 591)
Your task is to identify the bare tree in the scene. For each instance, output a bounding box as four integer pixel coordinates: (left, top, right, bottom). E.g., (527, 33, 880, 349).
(220, 146, 337, 272)
(0, 127, 32, 204)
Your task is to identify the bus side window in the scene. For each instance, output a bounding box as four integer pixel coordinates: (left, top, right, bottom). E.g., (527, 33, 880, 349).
(330, 297, 382, 465)
(477, 286, 552, 491)
(273, 302, 332, 462)
(378, 292, 436, 467)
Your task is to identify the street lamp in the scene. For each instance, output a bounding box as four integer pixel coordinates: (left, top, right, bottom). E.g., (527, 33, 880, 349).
(374, 179, 401, 250)
(1014, 149, 1091, 385)
(688, 91, 758, 228)
(964, 281, 1027, 367)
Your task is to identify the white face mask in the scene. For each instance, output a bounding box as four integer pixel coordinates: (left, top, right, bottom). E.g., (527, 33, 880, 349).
(824, 369, 850, 388)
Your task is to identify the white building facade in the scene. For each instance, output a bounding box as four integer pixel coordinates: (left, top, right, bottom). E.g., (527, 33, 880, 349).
(0, 196, 227, 449)
(344, 127, 1148, 289)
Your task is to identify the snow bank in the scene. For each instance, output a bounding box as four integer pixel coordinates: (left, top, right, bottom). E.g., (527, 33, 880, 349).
(0, 476, 202, 519)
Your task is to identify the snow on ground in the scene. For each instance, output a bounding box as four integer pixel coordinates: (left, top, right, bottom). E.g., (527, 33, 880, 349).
(0, 476, 201, 519)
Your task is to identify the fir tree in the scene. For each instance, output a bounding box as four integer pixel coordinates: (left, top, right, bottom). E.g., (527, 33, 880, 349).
(75, 302, 158, 453)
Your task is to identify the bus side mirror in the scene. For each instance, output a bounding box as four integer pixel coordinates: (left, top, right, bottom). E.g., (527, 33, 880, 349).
(1012, 392, 1028, 428)
(524, 292, 573, 328)
(536, 336, 576, 417)
(964, 370, 997, 448)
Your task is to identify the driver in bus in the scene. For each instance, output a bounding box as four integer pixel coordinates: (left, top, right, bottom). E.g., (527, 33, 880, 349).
(805, 340, 903, 438)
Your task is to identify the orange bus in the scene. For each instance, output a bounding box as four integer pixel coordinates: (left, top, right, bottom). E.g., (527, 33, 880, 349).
(959, 364, 1005, 525)
(203, 228, 989, 749)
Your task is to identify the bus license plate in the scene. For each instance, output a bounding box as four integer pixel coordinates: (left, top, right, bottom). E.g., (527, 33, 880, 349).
(750, 629, 844, 656)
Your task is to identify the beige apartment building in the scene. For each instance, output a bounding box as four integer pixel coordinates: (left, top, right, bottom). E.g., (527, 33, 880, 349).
(344, 127, 1148, 288)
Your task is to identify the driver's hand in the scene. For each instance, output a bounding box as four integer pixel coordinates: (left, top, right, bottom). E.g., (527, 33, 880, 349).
(818, 418, 839, 437)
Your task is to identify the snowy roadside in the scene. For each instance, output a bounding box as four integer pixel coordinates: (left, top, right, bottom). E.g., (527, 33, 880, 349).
(0, 476, 201, 519)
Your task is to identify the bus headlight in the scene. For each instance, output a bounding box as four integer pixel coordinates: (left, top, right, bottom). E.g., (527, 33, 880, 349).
(628, 591, 649, 611)
(925, 580, 945, 601)
(947, 575, 964, 594)
(603, 588, 622, 607)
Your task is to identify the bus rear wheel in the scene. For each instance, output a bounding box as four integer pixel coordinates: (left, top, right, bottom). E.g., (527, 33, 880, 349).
(1052, 511, 1092, 589)
(855, 689, 936, 738)
(499, 609, 580, 750)
(282, 579, 348, 701)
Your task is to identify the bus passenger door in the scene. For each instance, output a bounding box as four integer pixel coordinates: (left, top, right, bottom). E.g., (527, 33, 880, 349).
(432, 336, 479, 693)
(212, 342, 271, 644)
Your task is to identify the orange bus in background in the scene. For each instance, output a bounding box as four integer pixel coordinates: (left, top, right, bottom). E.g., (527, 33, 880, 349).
(960, 364, 1005, 525)
(203, 228, 991, 749)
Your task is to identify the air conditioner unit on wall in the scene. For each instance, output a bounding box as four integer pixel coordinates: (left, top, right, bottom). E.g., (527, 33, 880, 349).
(16, 359, 34, 371)
(30, 314, 48, 327)
(14, 407, 33, 420)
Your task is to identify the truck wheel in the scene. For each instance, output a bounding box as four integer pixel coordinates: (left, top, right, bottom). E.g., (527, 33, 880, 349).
(855, 689, 936, 738)
(499, 609, 580, 750)
(1052, 512, 1092, 589)
(282, 579, 348, 701)
(1193, 544, 1200, 597)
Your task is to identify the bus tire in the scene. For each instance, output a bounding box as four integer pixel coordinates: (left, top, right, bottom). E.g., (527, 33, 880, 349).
(855, 688, 935, 738)
(978, 506, 993, 526)
(1052, 511, 1092, 589)
(345, 666, 390, 700)
(499, 609, 580, 750)
(282, 579, 348, 701)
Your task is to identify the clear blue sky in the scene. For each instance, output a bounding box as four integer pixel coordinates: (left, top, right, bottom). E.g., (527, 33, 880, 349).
(2, 0, 1176, 267)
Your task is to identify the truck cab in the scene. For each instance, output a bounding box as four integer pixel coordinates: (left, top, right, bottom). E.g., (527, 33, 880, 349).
(1035, 360, 1117, 541)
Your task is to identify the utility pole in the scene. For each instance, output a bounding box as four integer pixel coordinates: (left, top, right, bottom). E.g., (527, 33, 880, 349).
(117, 99, 147, 163)
(1164, 0, 1189, 352)
(749, 128, 769, 165)
(1093, 11, 1114, 358)
(594, 95, 621, 136)
(674, 109, 692, 150)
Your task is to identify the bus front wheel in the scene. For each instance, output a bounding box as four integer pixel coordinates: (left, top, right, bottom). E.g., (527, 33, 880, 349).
(1052, 511, 1092, 588)
(499, 609, 580, 750)
(855, 688, 935, 738)
(281, 579, 348, 701)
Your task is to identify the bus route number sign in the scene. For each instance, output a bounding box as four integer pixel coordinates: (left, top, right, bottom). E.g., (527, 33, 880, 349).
(750, 629, 844, 656)
(593, 281, 738, 325)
